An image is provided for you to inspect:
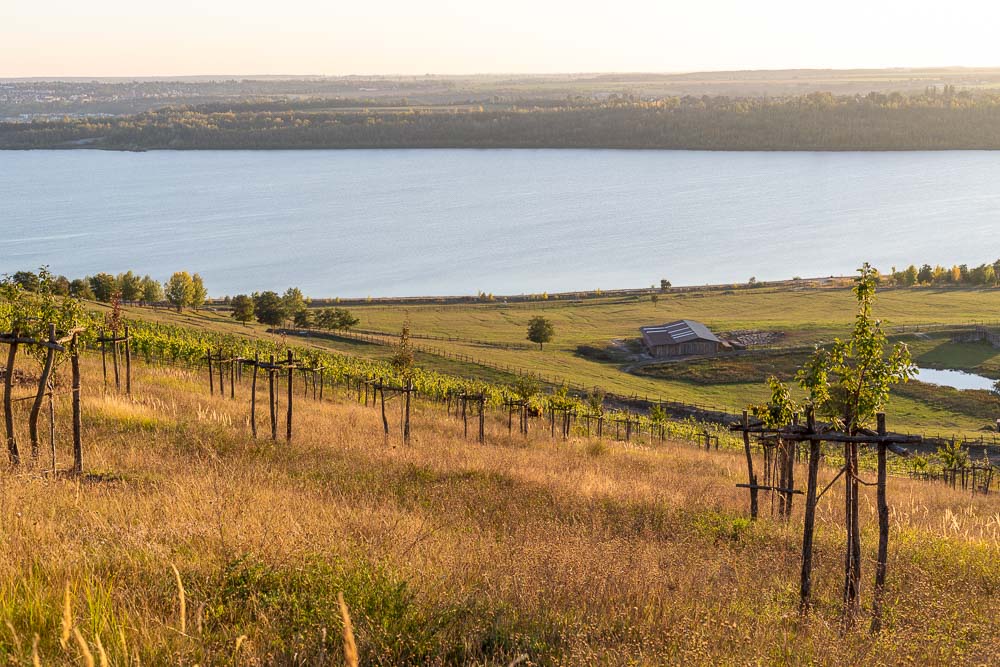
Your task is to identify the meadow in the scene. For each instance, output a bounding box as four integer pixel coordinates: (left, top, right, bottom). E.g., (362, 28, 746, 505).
(1, 352, 998, 664)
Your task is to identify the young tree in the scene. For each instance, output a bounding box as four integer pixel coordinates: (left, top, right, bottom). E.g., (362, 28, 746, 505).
(252, 291, 286, 326)
(797, 263, 915, 432)
(230, 294, 255, 325)
(165, 272, 194, 312)
(390, 321, 415, 376)
(190, 273, 208, 309)
(527, 315, 555, 350)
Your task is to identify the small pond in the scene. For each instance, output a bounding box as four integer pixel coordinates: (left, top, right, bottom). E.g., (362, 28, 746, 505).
(915, 368, 998, 392)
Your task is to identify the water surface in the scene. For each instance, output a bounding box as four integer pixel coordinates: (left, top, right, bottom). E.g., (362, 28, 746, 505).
(915, 367, 997, 392)
(3, 150, 999, 296)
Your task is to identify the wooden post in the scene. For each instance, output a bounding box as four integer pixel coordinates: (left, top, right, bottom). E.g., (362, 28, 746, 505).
(871, 413, 890, 634)
(112, 331, 120, 392)
(48, 380, 56, 475)
(799, 407, 820, 612)
(124, 325, 132, 396)
(479, 397, 485, 443)
(319, 368, 324, 400)
(742, 410, 758, 520)
(250, 355, 259, 439)
(3, 328, 20, 465)
(218, 347, 225, 398)
(404, 379, 412, 444)
(286, 351, 293, 441)
(207, 350, 214, 395)
(268, 355, 277, 441)
(29, 324, 57, 460)
(100, 328, 108, 388)
(380, 384, 389, 438)
(71, 334, 82, 474)
(229, 354, 235, 400)
(843, 438, 861, 622)
(463, 396, 469, 438)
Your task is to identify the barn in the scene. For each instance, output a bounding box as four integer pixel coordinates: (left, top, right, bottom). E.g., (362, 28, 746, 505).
(640, 320, 723, 358)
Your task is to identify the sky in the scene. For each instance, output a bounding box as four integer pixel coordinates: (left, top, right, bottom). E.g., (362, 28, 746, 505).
(3, 0, 1000, 77)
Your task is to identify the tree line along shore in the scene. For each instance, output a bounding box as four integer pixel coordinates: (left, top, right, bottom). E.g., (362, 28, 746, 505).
(6, 89, 1000, 150)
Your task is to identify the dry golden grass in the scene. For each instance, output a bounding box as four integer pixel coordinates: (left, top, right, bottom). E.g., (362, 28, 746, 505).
(0, 356, 997, 664)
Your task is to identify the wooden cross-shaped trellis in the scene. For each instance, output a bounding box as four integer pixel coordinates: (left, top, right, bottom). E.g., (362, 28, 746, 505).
(732, 409, 921, 631)
(458, 391, 485, 443)
(503, 398, 531, 436)
(370, 377, 416, 445)
(240, 351, 299, 441)
(97, 325, 132, 396)
(548, 405, 575, 440)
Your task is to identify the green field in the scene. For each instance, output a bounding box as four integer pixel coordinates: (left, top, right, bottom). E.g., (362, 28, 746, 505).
(118, 284, 1000, 438)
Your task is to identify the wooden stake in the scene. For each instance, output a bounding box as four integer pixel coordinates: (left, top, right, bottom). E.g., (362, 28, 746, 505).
(286, 350, 293, 441)
(71, 335, 82, 474)
(3, 328, 19, 465)
(404, 379, 412, 444)
(207, 351, 214, 395)
(48, 383, 56, 475)
(29, 324, 57, 460)
(268, 355, 277, 441)
(871, 413, 889, 634)
(380, 384, 389, 439)
(250, 354, 258, 439)
(799, 407, 820, 612)
(742, 410, 758, 520)
(124, 325, 132, 396)
(100, 328, 108, 388)
(112, 331, 120, 392)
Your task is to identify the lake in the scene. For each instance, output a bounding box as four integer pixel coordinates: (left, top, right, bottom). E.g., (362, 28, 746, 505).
(915, 367, 997, 392)
(2, 150, 999, 297)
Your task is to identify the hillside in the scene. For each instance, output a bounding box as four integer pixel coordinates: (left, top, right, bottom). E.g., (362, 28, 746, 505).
(1, 352, 997, 664)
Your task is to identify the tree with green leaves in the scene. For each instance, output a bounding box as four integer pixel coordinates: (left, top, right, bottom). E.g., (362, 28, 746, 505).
(315, 307, 359, 331)
(190, 274, 208, 309)
(230, 294, 255, 326)
(117, 271, 143, 302)
(69, 279, 94, 300)
(89, 273, 119, 303)
(796, 263, 915, 433)
(281, 288, 307, 326)
(165, 272, 194, 312)
(781, 263, 913, 623)
(252, 291, 286, 327)
(390, 322, 415, 376)
(527, 315, 555, 350)
(140, 275, 163, 304)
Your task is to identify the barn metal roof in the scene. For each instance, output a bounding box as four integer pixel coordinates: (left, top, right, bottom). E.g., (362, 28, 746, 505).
(640, 319, 721, 347)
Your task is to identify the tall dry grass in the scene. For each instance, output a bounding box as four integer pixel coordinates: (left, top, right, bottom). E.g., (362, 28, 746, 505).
(0, 355, 996, 664)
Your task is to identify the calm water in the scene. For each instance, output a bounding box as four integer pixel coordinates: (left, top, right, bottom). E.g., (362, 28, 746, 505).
(915, 368, 997, 392)
(2, 150, 999, 297)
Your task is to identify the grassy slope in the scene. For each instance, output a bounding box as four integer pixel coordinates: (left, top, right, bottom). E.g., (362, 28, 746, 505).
(1, 354, 997, 664)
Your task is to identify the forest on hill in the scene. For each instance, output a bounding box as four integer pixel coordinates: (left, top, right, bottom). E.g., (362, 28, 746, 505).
(5, 89, 1000, 150)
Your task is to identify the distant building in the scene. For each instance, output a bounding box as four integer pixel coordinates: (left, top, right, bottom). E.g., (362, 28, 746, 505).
(640, 320, 723, 358)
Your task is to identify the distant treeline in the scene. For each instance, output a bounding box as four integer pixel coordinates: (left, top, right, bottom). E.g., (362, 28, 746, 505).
(6, 90, 1000, 150)
(884, 260, 1000, 287)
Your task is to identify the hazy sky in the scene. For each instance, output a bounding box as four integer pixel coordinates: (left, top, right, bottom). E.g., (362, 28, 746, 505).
(4, 0, 999, 77)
